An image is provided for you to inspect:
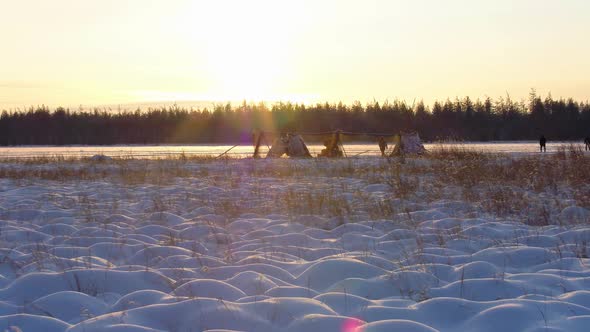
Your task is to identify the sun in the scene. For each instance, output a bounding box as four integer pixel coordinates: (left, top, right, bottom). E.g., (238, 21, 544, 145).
(187, 0, 301, 101)
(206, 43, 284, 101)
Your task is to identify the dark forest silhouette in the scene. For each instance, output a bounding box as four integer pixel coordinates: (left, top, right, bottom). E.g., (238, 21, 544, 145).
(1, 92, 589, 145)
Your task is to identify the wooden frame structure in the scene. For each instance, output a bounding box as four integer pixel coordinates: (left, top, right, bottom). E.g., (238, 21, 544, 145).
(253, 129, 425, 158)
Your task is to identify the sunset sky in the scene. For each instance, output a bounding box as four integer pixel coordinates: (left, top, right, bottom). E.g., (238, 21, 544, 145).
(1, 0, 589, 110)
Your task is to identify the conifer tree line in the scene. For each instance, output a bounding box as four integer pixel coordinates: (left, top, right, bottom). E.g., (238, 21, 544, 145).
(1, 92, 589, 145)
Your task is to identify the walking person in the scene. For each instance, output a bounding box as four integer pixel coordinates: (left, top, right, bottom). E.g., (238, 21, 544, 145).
(378, 137, 388, 157)
(539, 135, 547, 153)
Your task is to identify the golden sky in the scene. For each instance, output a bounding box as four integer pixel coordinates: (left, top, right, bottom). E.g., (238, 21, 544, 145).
(1, 0, 589, 109)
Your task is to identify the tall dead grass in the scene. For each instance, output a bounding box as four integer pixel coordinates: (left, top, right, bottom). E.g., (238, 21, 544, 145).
(0, 147, 588, 225)
(413, 145, 590, 223)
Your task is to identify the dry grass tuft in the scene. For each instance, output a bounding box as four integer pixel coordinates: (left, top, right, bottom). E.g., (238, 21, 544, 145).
(0, 149, 588, 226)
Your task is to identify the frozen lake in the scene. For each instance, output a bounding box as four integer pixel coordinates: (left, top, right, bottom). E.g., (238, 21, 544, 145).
(0, 141, 587, 159)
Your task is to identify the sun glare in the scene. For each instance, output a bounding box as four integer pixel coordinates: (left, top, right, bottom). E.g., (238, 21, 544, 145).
(186, 0, 303, 102)
(207, 48, 282, 101)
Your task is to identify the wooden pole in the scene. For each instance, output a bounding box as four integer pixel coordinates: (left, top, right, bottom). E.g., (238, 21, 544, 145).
(352, 150, 371, 157)
(253, 130, 263, 158)
(328, 130, 342, 157)
(218, 144, 239, 159)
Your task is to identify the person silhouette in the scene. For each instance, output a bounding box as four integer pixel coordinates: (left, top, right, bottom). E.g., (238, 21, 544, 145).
(539, 135, 547, 152)
(378, 137, 388, 157)
(585, 137, 590, 151)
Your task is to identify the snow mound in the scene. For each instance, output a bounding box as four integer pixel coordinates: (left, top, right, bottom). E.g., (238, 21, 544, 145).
(1, 158, 590, 331)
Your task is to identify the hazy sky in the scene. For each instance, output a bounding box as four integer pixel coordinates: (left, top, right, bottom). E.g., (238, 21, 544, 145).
(1, 0, 589, 109)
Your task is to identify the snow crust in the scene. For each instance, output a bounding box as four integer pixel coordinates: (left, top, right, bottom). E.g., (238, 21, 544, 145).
(0, 157, 589, 331)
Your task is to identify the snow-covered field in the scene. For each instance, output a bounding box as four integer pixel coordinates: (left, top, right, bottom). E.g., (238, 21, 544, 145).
(1, 153, 589, 331)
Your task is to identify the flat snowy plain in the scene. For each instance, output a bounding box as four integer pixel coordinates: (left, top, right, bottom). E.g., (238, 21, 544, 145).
(0, 148, 589, 331)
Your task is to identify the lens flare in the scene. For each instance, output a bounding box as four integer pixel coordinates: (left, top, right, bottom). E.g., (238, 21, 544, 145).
(342, 317, 363, 332)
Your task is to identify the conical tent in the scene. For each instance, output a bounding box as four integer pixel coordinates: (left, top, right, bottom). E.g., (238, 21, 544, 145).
(318, 131, 344, 158)
(266, 136, 288, 158)
(391, 132, 426, 156)
(267, 134, 312, 158)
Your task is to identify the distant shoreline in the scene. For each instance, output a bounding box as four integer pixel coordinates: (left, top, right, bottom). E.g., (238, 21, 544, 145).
(0, 140, 585, 147)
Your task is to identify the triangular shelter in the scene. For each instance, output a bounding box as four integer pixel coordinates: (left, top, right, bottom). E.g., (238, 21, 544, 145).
(391, 132, 426, 156)
(267, 134, 312, 158)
